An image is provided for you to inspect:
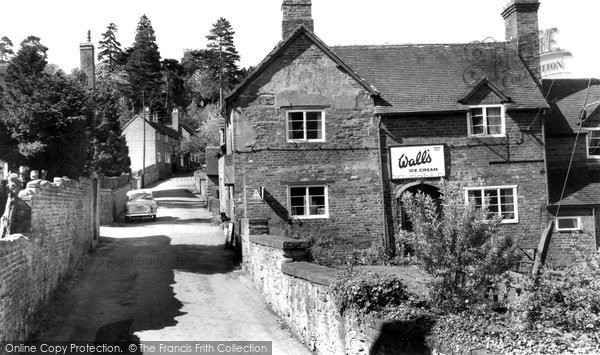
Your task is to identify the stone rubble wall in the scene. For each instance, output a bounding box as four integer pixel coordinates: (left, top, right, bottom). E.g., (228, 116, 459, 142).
(0, 177, 95, 341)
(241, 221, 384, 354)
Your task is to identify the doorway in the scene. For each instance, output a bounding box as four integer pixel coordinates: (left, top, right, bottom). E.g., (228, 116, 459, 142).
(394, 182, 441, 256)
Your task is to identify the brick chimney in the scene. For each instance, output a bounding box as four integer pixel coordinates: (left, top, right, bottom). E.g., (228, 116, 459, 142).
(171, 109, 179, 133)
(79, 30, 95, 89)
(282, 0, 313, 39)
(501, 0, 541, 81)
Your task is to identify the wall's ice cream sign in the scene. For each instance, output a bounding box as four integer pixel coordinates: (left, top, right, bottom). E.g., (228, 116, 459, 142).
(539, 28, 573, 78)
(390, 145, 446, 179)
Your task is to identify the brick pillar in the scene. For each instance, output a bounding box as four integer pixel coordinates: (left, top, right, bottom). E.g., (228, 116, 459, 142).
(282, 0, 314, 39)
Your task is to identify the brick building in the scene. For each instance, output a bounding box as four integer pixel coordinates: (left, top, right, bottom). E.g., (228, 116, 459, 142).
(222, 0, 596, 262)
(544, 78, 600, 264)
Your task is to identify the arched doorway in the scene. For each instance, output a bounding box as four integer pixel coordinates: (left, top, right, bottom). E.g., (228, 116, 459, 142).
(394, 182, 441, 256)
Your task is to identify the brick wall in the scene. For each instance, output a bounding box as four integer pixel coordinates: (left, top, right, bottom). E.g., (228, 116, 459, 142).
(0, 177, 96, 341)
(228, 33, 384, 249)
(381, 109, 550, 249)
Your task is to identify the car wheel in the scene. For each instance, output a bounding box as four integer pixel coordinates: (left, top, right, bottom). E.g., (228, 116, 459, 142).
(152, 215, 156, 222)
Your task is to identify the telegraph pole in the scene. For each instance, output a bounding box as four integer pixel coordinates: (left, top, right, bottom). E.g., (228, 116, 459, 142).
(142, 90, 146, 188)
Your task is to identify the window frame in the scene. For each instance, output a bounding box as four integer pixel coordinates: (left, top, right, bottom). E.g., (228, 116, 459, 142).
(157, 152, 162, 163)
(467, 104, 506, 138)
(555, 216, 582, 232)
(286, 109, 326, 143)
(287, 185, 330, 219)
(464, 185, 519, 224)
(585, 128, 600, 158)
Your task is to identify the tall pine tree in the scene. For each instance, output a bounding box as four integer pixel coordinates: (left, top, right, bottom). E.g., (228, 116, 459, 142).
(206, 17, 241, 107)
(124, 15, 163, 113)
(97, 23, 123, 70)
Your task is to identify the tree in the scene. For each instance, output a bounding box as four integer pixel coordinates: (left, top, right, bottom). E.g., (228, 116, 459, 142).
(124, 15, 163, 113)
(0, 36, 14, 64)
(86, 92, 131, 176)
(181, 49, 220, 105)
(161, 58, 188, 111)
(97, 23, 123, 70)
(399, 180, 520, 311)
(179, 103, 221, 164)
(2, 37, 92, 178)
(205, 17, 241, 106)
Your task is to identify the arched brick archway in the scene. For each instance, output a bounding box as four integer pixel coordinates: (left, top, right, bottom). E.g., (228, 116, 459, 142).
(393, 182, 441, 255)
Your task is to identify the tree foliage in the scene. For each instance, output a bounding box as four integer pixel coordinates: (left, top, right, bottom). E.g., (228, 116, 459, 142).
(398, 181, 520, 311)
(179, 103, 221, 164)
(2, 37, 92, 178)
(124, 15, 163, 113)
(97, 23, 123, 70)
(161, 58, 188, 111)
(86, 92, 131, 176)
(0, 36, 14, 64)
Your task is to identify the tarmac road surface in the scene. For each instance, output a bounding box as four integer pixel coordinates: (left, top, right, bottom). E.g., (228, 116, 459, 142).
(33, 176, 309, 355)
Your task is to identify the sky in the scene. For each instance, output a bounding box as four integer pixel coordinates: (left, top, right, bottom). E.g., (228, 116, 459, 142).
(0, 0, 598, 78)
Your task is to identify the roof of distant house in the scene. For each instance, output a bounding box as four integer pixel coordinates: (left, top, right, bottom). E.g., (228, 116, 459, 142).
(332, 43, 549, 114)
(180, 123, 195, 135)
(543, 78, 600, 134)
(122, 114, 181, 139)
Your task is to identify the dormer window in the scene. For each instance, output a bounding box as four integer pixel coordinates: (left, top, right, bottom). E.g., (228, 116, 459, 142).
(287, 110, 325, 142)
(587, 129, 600, 158)
(467, 105, 506, 137)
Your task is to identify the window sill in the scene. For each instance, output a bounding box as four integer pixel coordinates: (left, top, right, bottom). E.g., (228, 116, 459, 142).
(287, 140, 326, 144)
(290, 215, 330, 220)
(500, 219, 519, 224)
(468, 134, 507, 139)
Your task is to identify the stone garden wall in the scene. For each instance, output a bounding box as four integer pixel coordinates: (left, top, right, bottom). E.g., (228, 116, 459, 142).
(242, 219, 396, 354)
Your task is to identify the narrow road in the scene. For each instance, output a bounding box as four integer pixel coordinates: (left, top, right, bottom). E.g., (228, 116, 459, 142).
(34, 176, 309, 354)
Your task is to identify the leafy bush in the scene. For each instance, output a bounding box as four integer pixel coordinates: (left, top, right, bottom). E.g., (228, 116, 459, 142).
(520, 252, 600, 333)
(399, 180, 521, 311)
(331, 270, 410, 316)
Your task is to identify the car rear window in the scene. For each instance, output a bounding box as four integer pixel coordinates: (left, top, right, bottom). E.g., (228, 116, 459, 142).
(129, 193, 153, 201)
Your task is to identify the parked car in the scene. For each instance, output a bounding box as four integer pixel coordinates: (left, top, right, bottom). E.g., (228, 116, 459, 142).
(124, 190, 157, 222)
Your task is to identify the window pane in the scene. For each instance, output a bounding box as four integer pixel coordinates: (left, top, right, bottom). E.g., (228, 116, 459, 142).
(291, 206, 305, 216)
(557, 218, 577, 229)
(471, 108, 483, 116)
(288, 112, 305, 140)
(589, 131, 600, 156)
(467, 190, 482, 207)
(486, 106, 502, 117)
(290, 187, 306, 198)
(487, 115, 503, 134)
(308, 186, 325, 196)
(306, 112, 322, 140)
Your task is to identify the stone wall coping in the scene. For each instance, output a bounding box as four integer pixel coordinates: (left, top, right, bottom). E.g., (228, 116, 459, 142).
(249, 234, 308, 250)
(281, 261, 337, 286)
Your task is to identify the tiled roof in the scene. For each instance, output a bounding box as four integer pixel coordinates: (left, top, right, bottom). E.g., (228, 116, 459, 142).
(548, 168, 600, 206)
(180, 123, 195, 135)
(553, 182, 600, 207)
(122, 115, 181, 139)
(543, 78, 600, 134)
(331, 43, 549, 114)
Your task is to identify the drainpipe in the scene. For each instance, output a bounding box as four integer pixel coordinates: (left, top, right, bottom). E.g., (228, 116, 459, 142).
(377, 115, 394, 256)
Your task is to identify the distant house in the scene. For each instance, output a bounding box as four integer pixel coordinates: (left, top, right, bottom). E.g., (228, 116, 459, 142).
(122, 110, 181, 186)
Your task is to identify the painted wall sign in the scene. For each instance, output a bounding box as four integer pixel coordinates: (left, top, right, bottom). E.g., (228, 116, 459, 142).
(390, 145, 446, 180)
